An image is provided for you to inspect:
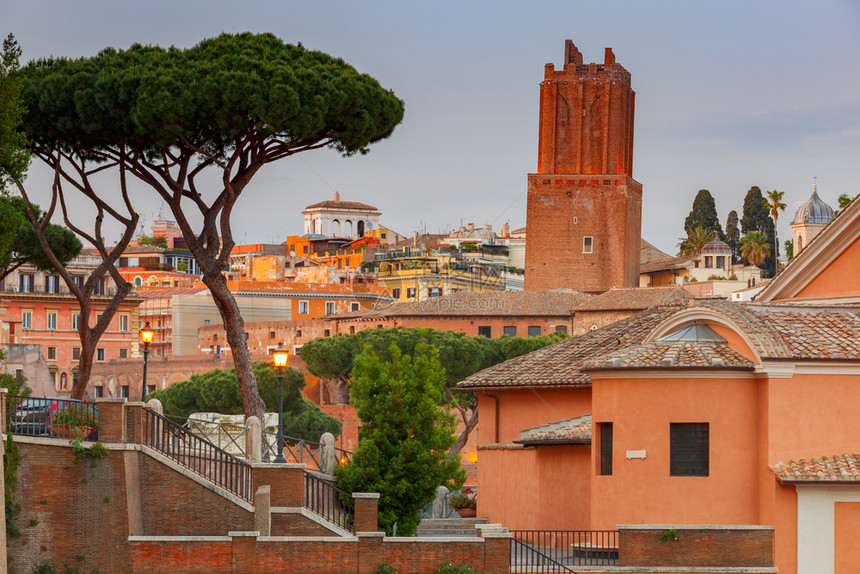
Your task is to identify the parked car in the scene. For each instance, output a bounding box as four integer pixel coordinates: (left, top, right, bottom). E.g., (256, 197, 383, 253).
(10, 398, 98, 440)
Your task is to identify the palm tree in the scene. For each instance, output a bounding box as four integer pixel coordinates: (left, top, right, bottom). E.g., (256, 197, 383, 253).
(678, 226, 715, 256)
(767, 189, 786, 274)
(740, 231, 772, 267)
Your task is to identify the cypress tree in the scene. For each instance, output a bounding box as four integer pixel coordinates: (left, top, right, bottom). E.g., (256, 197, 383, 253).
(739, 186, 775, 274)
(725, 210, 740, 263)
(684, 189, 725, 240)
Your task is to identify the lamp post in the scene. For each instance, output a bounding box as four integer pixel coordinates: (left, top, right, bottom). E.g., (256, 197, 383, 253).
(140, 321, 154, 402)
(272, 343, 289, 463)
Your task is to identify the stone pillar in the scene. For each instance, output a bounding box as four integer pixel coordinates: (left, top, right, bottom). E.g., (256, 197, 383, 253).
(125, 402, 146, 445)
(145, 398, 163, 416)
(254, 485, 271, 536)
(246, 416, 262, 463)
(357, 532, 385, 574)
(251, 463, 305, 507)
(95, 398, 127, 443)
(432, 486, 449, 518)
(353, 493, 380, 533)
(320, 432, 336, 475)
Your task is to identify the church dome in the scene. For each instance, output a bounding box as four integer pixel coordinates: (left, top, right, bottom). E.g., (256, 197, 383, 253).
(793, 185, 834, 225)
(701, 238, 732, 255)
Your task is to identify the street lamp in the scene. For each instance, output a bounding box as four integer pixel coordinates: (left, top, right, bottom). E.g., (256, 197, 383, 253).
(272, 343, 289, 463)
(140, 321, 154, 402)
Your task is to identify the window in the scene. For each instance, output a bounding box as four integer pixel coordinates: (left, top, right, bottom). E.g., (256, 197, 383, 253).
(296, 330, 302, 338)
(147, 385, 156, 395)
(47, 312, 57, 330)
(119, 348, 128, 359)
(45, 275, 60, 293)
(716, 256, 725, 269)
(72, 275, 84, 290)
(324, 329, 331, 337)
(72, 347, 81, 361)
(392, 288, 401, 299)
(120, 385, 129, 398)
(583, 236, 593, 254)
(670, 423, 709, 476)
(203, 319, 211, 325)
(599, 423, 613, 476)
(270, 331, 276, 339)
(94, 278, 105, 295)
(49, 370, 57, 385)
(96, 348, 105, 361)
(47, 347, 57, 361)
(349, 326, 355, 335)
(298, 300, 310, 315)
(503, 326, 517, 337)
(704, 256, 713, 268)
(22, 310, 32, 330)
(94, 386, 103, 398)
(527, 326, 541, 337)
(428, 286, 442, 298)
(406, 287, 416, 299)
(19, 274, 34, 292)
(72, 313, 80, 331)
(325, 301, 336, 315)
(555, 325, 568, 334)
(118, 314, 129, 332)
(477, 326, 491, 338)
(350, 302, 361, 312)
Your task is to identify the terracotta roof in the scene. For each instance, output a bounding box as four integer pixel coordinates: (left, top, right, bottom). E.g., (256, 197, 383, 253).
(137, 287, 209, 299)
(303, 200, 379, 212)
(515, 418, 592, 445)
(388, 233, 447, 250)
(459, 298, 860, 390)
(458, 306, 678, 389)
(574, 286, 692, 312)
(640, 239, 673, 264)
(772, 453, 860, 483)
(640, 255, 698, 274)
(334, 289, 591, 320)
(583, 341, 754, 370)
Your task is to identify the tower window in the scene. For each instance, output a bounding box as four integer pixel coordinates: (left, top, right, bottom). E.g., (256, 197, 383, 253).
(583, 236, 593, 254)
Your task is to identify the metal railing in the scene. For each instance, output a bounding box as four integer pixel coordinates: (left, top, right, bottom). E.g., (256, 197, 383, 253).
(510, 530, 618, 571)
(143, 408, 253, 502)
(304, 471, 354, 533)
(6, 395, 99, 442)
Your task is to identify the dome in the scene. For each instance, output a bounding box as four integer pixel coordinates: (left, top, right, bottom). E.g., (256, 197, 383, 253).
(793, 185, 834, 225)
(701, 238, 732, 255)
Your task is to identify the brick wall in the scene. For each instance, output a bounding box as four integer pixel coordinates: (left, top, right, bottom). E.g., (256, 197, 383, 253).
(618, 525, 774, 567)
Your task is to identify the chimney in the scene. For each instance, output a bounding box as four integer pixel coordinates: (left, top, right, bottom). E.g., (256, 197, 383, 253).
(334, 191, 341, 202)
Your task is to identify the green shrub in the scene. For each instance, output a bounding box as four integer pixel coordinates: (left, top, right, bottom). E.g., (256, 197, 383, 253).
(433, 562, 486, 574)
(375, 563, 399, 574)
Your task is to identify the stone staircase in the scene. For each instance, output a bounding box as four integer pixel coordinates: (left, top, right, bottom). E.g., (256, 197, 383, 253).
(416, 517, 489, 537)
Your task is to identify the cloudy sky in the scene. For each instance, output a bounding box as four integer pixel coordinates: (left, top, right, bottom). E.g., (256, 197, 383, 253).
(6, 0, 860, 255)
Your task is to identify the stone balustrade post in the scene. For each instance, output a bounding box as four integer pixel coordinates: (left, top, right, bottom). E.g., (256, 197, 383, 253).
(320, 432, 336, 475)
(432, 485, 449, 518)
(246, 416, 262, 463)
(251, 463, 305, 507)
(254, 485, 271, 536)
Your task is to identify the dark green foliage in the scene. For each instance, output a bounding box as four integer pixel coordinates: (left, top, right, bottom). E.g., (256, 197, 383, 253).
(5, 432, 21, 539)
(138, 235, 167, 249)
(375, 563, 399, 574)
(784, 239, 793, 261)
(433, 563, 487, 574)
(739, 186, 775, 274)
(33, 564, 56, 574)
(0, 196, 82, 281)
(725, 210, 740, 263)
(0, 34, 30, 192)
(336, 344, 465, 536)
(684, 189, 724, 240)
(148, 363, 340, 442)
(19, 32, 404, 158)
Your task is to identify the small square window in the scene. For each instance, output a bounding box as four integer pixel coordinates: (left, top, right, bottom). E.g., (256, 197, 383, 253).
(47, 347, 57, 361)
(72, 347, 81, 361)
(324, 329, 331, 337)
(477, 326, 491, 338)
(429, 286, 442, 297)
(527, 326, 541, 337)
(392, 288, 401, 299)
(94, 386, 104, 398)
(120, 385, 129, 398)
(503, 326, 517, 337)
(406, 287, 416, 299)
(555, 325, 568, 334)
(270, 331, 276, 339)
(119, 348, 128, 359)
(670, 423, 709, 476)
(22, 311, 31, 330)
(325, 301, 336, 315)
(203, 319, 211, 326)
(119, 314, 129, 332)
(47, 312, 57, 330)
(350, 302, 361, 312)
(298, 300, 310, 315)
(96, 348, 105, 361)
(583, 236, 593, 254)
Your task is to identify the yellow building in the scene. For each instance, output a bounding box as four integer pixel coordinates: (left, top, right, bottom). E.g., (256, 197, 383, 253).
(371, 255, 504, 302)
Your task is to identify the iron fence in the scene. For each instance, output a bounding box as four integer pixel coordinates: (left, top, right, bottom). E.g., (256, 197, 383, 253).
(6, 395, 99, 441)
(143, 408, 253, 502)
(510, 530, 618, 571)
(304, 471, 354, 533)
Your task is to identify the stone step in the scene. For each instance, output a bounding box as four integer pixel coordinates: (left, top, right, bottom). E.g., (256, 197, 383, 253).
(416, 517, 490, 537)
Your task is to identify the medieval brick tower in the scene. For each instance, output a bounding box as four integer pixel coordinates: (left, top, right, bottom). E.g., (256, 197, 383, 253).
(524, 41, 642, 291)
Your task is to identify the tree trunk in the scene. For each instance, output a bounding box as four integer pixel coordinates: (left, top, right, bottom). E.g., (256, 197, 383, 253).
(447, 403, 478, 463)
(323, 378, 350, 405)
(202, 273, 266, 424)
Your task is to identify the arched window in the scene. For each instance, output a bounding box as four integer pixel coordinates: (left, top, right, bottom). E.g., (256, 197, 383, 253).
(357, 220, 365, 237)
(345, 220, 353, 237)
(134, 276, 143, 286)
(332, 219, 340, 236)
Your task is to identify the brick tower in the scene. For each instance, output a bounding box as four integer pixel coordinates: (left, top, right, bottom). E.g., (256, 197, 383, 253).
(524, 41, 642, 291)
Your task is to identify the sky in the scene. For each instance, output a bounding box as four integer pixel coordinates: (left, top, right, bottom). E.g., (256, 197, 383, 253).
(5, 0, 860, 256)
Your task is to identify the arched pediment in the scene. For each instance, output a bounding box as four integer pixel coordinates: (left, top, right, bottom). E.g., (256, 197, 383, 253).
(645, 307, 762, 364)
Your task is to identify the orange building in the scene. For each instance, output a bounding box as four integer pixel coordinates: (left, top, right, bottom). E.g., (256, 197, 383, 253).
(0, 260, 143, 395)
(461, 194, 860, 573)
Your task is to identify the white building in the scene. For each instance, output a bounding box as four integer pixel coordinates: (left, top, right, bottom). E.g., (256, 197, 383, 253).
(302, 192, 381, 239)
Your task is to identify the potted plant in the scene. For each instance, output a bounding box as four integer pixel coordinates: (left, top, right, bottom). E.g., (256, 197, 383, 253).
(50, 405, 97, 440)
(449, 487, 477, 518)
